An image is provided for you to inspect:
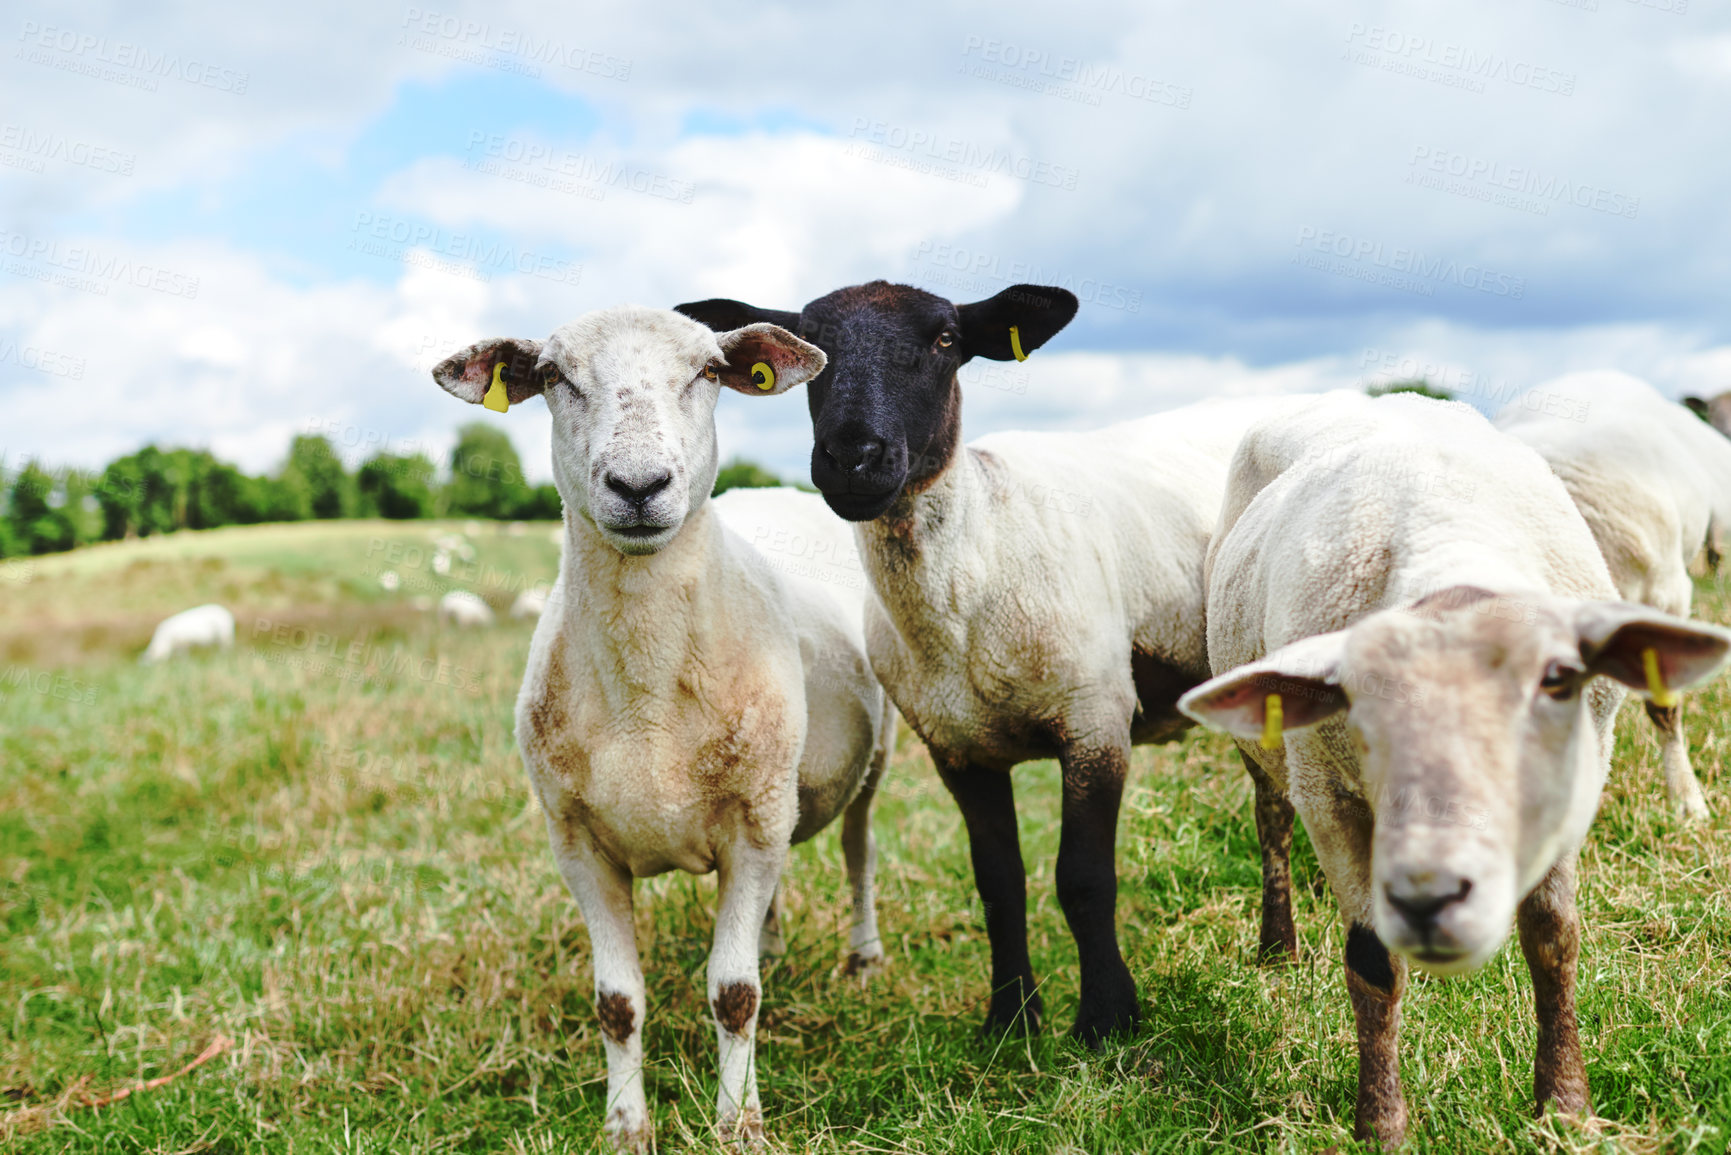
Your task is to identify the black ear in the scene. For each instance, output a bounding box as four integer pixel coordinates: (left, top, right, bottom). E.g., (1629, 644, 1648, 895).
(675, 298, 801, 334)
(1683, 396, 1711, 421)
(955, 284, 1078, 363)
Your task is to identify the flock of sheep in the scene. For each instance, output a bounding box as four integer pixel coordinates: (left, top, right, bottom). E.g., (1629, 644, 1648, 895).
(135, 276, 1730, 1150)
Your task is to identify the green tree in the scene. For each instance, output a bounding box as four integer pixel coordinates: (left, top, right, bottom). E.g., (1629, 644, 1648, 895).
(445, 423, 529, 519)
(713, 457, 783, 496)
(281, 435, 353, 519)
(5, 462, 79, 554)
(1367, 379, 1455, 402)
(358, 452, 437, 519)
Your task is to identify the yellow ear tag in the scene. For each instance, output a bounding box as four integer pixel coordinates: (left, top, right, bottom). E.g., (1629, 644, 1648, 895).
(1643, 647, 1677, 708)
(1009, 325, 1029, 362)
(750, 361, 776, 391)
(483, 361, 510, 413)
(1260, 693, 1284, 750)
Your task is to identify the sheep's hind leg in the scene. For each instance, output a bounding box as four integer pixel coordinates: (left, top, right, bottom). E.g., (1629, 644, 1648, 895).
(1647, 699, 1709, 822)
(937, 758, 1042, 1036)
(841, 728, 890, 979)
(551, 838, 651, 1154)
(1057, 742, 1140, 1048)
(711, 842, 783, 1148)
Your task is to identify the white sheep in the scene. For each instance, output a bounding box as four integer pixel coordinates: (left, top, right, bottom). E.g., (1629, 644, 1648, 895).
(140, 604, 235, 664)
(432, 306, 893, 1153)
(509, 586, 549, 620)
(1179, 390, 1731, 1146)
(436, 590, 494, 628)
(1496, 370, 1731, 819)
(677, 280, 1318, 1040)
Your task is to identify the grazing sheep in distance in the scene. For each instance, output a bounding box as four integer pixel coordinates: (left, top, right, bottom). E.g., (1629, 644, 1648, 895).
(509, 587, 548, 619)
(140, 604, 235, 664)
(1180, 390, 1731, 1146)
(679, 280, 1318, 1042)
(432, 305, 893, 1152)
(437, 590, 494, 628)
(1496, 370, 1731, 819)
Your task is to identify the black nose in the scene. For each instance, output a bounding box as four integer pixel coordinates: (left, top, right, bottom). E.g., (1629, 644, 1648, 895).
(605, 471, 672, 504)
(822, 437, 886, 475)
(1385, 877, 1472, 931)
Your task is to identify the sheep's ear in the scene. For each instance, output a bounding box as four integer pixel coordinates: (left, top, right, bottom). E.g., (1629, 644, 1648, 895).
(1179, 632, 1351, 745)
(1683, 396, 1712, 422)
(1576, 603, 1731, 700)
(676, 298, 801, 334)
(717, 323, 826, 397)
(955, 284, 1078, 363)
(432, 338, 546, 407)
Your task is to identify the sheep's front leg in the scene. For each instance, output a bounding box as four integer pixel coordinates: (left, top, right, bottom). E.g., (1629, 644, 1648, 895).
(1290, 780, 1407, 1147)
(1517, 856, 1590, 1117)
(936, 758, 1042, 1035)
(1646, 699, 1708, 821)
(1057, 743, 1140, 1047)
(711, 843, 783, 1147)
(841, 738, 889, 978)
(551, 838, 650, 1154)
(1240, 747, 1298, 964)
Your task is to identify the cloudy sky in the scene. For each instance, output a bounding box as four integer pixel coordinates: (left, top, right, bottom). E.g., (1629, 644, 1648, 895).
(2, 0, 1727, 483)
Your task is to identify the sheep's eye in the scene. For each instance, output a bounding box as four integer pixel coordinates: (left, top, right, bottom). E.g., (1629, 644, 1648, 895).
(701, 363, 719, 382)
(1540, 660, 1583, 698)
(935, 330, 956, 349)
(538, 363, 563, 389)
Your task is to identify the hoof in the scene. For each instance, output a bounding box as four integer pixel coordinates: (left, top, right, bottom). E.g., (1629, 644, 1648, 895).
(1070, 996, 1141, 1050)
(717, 1107, 766, 1150)
(844, 948, 887, 982)
(603, 1111, 653, 1154)
(1673, 789, 1710, 824)
(981, 986, 1044, 1038)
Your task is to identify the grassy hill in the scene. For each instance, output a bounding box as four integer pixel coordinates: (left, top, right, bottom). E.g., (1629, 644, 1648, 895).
(1, 522, 1728, 1151)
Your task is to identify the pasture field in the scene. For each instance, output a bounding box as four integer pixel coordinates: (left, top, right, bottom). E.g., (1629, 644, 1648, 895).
(1, 520, 1729, 1153)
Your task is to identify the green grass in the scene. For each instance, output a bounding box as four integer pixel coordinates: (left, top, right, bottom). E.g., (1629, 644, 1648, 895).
(2, 523, 1729, 1152)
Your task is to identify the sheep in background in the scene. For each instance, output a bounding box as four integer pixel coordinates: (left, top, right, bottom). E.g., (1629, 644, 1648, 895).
(1497, 370, 1731, 819)
(432, 306, 892, 1152)
(1181, 390, 1731, 1145)
(437, 590, 494, 628)
(140, 604, 235, 664)
(509, 586, 549, 620)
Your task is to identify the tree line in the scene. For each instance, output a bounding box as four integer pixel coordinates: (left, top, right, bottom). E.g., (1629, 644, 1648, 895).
(0, 423, 792, 558)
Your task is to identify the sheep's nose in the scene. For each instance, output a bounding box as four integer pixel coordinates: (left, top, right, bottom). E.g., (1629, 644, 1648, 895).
(1384, 875, 1472, 932)
(605, 471, 672, 504)
(822, 437, 885, 475)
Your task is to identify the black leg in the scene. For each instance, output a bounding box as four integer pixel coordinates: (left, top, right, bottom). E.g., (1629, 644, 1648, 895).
(1239, 748, 1298, 964)
(1057, 745, 1140, 1047)
(936, 759, 1042, 1035)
